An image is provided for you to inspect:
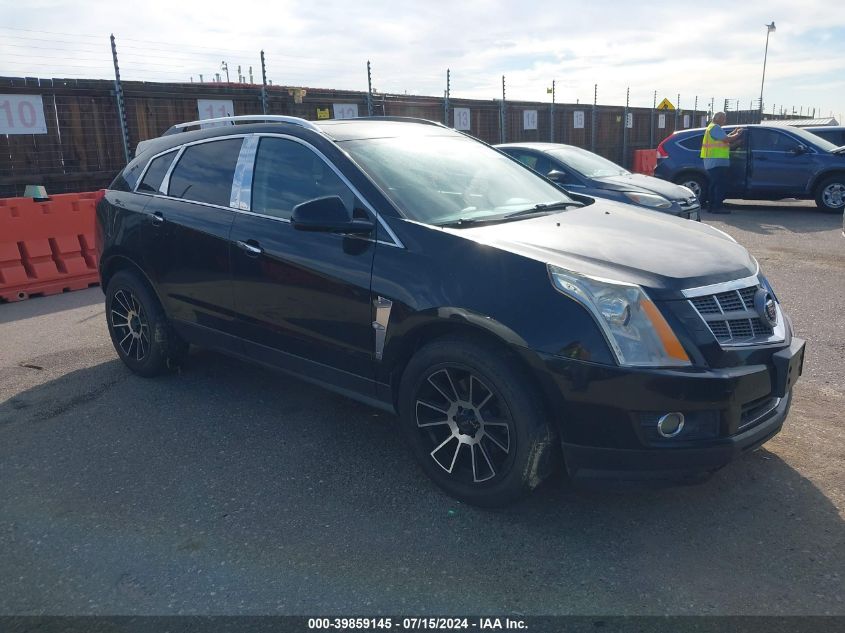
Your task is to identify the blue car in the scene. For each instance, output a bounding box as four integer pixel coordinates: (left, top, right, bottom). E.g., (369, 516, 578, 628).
(654, 124, 845, 212)
(496, 143, 701, 220)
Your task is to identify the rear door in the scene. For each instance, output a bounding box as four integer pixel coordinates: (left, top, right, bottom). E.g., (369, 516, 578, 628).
(142, 137, 243, 342)
(228, 134, 377, 391)
(747, 128, 814, 195)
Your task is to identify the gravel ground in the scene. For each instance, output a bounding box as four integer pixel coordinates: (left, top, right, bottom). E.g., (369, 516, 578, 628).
(0, 203, 843, 616)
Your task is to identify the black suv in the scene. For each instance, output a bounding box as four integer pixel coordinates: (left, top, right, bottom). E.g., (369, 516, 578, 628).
(97, 115, 805, 506)
(654, 124, 845, 212)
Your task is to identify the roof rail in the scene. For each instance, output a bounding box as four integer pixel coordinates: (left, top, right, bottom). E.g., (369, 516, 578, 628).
(351, 116, 449, 128)
(163, 115, 322, 136)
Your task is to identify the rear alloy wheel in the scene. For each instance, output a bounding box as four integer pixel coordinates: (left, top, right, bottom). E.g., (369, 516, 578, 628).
(675, 173, 707, 203)
(398, 338, 558, 507)
(106, 270, 187, 377)
(815, 176, 845, 213)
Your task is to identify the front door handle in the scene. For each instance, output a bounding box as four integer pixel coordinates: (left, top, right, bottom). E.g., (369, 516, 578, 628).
(236, 240, 263, 257)
(151, 211, 165, 226)
(756, 154, 768, 161)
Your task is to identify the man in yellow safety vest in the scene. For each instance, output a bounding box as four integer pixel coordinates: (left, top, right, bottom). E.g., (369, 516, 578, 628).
(700, 112, 744, 213)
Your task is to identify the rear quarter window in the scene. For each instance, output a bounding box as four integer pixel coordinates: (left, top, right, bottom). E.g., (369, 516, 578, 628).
(137, 150, 177, 193)
(167, 138, 243, 207)
(677, 134, 704, 151)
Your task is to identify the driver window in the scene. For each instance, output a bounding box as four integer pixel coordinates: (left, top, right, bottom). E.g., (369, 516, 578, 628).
(251, 137, 356, 220)
(752, 129, 798, 152)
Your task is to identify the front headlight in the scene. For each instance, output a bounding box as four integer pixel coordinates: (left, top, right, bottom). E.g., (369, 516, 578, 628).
(548, 265, 691, 367)
(622, 191, 672, 209)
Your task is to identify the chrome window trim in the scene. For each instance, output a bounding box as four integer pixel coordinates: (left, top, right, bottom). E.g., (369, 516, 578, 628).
(132, 148, 179, 195)
(143, 194, 237, 214)
(159, 145, 186, 194)
(128, 131, 404, 249)
(242, 132, 404, 249)
(231, 135, 259, 210)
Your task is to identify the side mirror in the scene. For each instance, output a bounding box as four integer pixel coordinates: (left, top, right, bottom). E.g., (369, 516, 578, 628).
(291, 196, 374, 234)
(547, 170, 566, 182)
(791, 144, 808, 155)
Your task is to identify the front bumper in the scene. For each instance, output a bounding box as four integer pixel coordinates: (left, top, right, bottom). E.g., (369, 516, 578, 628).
(536, 337, 805, 478)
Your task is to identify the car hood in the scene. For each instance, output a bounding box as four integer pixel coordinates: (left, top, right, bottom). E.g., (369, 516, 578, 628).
(449, 200, 755, 299)
(592, 173, 692, 199)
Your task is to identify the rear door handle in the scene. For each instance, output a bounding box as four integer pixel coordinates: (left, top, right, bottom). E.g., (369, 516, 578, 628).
(151, 211, 165, 226)
(236, 240, 263, 257)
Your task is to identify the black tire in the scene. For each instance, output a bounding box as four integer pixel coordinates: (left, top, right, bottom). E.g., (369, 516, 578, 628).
(674, 173, 707, 204)
(814, 175, 845, 213)
(105, 270, 188, 377)
(398, 337, 558, 507)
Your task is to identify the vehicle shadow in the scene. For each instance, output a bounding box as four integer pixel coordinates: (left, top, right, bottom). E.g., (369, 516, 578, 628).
(0, 287, 102, 325)
(708, 201, 842, 237)
(1, 349, 842, 615)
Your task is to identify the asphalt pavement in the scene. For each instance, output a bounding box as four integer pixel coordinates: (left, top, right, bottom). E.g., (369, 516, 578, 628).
(0, 203, 843, 616)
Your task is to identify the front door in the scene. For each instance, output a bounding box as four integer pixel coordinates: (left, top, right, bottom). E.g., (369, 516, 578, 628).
(229, 135, 376, 391)
(747, 128, 814, 196)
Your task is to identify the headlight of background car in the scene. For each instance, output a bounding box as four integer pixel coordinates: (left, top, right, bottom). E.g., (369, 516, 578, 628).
(548, 265, 691, 367)
(622, 191, 672, 209)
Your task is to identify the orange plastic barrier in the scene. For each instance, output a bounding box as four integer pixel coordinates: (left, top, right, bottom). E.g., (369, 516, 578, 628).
(0, 192, 101, 302)
(632, 149, 658, 176)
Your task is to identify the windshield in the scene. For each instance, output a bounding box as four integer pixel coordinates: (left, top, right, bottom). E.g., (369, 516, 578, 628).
(547, 146, 629, 178)
(341, 134, 576, 225)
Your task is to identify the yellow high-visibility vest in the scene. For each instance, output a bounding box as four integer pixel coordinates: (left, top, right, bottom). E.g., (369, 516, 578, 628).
(700, 123, 730, 159)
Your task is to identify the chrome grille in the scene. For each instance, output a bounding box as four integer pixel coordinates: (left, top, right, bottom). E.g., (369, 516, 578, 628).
(687, 283, 777, 346)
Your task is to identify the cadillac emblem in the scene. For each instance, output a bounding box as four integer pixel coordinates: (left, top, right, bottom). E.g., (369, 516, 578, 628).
(754, 288, 778, 328)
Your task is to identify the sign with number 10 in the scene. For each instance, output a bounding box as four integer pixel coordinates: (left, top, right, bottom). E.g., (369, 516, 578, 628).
(0, 95, 48, 134)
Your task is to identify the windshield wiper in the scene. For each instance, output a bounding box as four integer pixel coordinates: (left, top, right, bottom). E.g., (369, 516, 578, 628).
(435, 217, 496, 228)
(502, 201, 581, 219)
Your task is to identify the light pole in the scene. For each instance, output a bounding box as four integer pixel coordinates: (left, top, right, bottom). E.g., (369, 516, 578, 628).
(759, 21, 776, 120)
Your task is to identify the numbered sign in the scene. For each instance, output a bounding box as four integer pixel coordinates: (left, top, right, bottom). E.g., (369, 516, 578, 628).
(333, 104, 359, 119)
(453, 108, 470, 131)
(683, 114, 690, 128)
(316, 108, 330, 120)
(523, 110, 538, 130)
(626, 113, 633, 129)
(0, 95, 48, 134)
(197, 99, 234, 128)
(658, 113, 666, 129)
(573, 110, 584, 129)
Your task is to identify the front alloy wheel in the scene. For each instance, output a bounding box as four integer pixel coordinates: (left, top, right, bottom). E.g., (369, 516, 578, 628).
(415, 366, 512, 484)
(399, 337, 558, 506)
(817, 177, 845, 212)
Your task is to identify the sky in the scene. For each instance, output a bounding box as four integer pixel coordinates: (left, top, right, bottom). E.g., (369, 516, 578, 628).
(2, 0, 844, 121)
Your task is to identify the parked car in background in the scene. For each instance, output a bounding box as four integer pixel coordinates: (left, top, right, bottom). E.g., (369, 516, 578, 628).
(654, 124, 845, 212)
(97, 115, 804, 506)
(497, 142, 700, 220)
(803, 126, 845, 148)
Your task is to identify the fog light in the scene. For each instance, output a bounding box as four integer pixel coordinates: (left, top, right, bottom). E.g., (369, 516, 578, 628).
(657, 412, 685, 438)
